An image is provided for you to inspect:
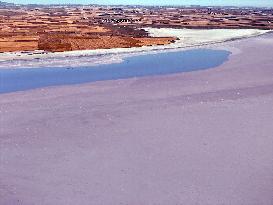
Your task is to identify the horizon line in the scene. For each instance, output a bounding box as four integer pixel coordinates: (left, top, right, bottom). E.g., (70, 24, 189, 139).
(3, 2, 273, 9)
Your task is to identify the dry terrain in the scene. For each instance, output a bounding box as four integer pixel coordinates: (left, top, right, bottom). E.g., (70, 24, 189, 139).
(0, 4, 272, 52)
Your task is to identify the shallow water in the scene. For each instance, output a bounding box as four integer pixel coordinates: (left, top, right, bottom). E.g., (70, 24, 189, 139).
(0, 49, 230, 93)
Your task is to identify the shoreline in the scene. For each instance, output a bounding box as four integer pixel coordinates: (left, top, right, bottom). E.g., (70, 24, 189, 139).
(0, 28, 270, 69)
(0, 49, 231, 94)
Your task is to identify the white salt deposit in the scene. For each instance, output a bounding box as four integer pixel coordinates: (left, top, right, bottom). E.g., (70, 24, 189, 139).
(0, 28, 270, 69)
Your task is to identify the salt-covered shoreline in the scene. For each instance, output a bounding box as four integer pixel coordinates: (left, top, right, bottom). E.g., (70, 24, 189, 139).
(1, 31, 273, 205)
(0, 28, 270, 69)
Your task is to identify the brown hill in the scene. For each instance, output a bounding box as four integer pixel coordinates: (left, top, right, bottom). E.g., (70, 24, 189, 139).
(38, 34, 175, 52)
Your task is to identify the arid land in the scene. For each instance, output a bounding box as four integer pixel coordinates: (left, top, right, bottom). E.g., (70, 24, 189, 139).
(0, 3, 272, 52)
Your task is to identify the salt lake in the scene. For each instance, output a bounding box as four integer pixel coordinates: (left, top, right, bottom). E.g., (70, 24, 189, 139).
(0, 49, 231, 93)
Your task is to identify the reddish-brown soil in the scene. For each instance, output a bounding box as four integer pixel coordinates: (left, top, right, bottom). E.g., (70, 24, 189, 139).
(38, 35, 175, 52)
(0, 5, 272, 52)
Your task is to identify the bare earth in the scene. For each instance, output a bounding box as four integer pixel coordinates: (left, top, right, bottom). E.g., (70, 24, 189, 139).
(0, 5, 272, 53)
(0, 34, 273, 205)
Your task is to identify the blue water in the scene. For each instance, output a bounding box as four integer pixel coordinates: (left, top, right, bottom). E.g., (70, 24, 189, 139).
(0, 49, 230, 93)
